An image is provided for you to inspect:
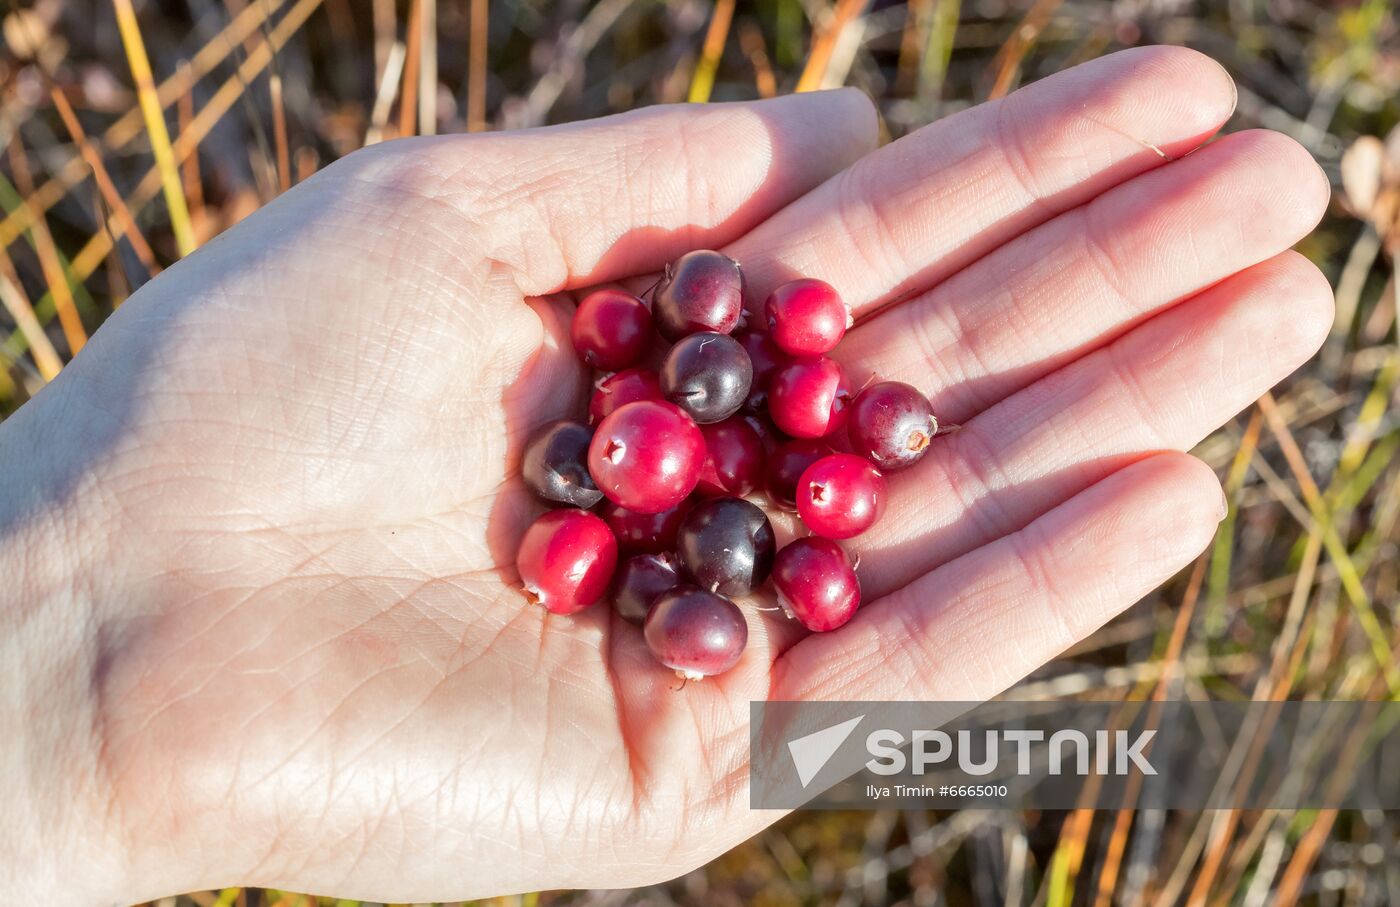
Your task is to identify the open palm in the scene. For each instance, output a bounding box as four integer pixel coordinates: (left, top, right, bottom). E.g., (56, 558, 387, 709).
(12, 47, 1330, 903)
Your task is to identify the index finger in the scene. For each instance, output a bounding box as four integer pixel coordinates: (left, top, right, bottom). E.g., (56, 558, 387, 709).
(726, 46, 1237, 320)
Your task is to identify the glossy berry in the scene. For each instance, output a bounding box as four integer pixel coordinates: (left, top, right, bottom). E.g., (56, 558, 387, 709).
(695, 415, 766, 497)
(652, 250, 746, 340)
(600, 499, 689, 554)
(743, 411, 783, 455)
(516, 509, 618, 614)
(521, 420, 603, 508)
(660, 331, 752, 423)
(769, 356, 852, 439)
(571, 288, 652, 370)
(797, 453, 887, 539)
(764, 278, 851, 356)
(735, 330, 789, 411)
(611, 552, 681, 625)
(765, 439, 832, 510)
(644, 585, 749, 680)
(848, 381, 938, 472)
(588, 368, 663, 424)
(772, 537, 860, 632)
(588, 400, 705, 513)
(676, 497, 775, 596)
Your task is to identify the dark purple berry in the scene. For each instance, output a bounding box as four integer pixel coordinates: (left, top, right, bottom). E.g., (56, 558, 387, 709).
(611, 552, 681, 625)
(743, 412, 783, 455)
(652, 250, 746, 340)
(644, 585, 748, 679)
(521, 420, 603, 508)
(676, 497, 775, 596)
(660, 331, 752, 424)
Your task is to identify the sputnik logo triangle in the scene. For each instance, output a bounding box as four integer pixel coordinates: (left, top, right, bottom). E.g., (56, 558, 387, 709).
(787, 714, 865, 788)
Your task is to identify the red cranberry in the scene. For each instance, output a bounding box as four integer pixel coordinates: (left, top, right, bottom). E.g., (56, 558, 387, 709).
(676, 497, 775, 596)
(797, 453, 886, 539)
(768, 356, 852, 439)
(735, 330, 789, 411)
(516, 509, 618, 614)
(571, 288, 652, 370)
(600, 499, 689, 554)
(764, 278, 850, 356)
(588, 400, 705, 513)
(644, 585, 748, 679)
(521, 420, 603, 508)
(772, 537, 860, 631)
(611, 552, 681, 625)
(848, 381, 938, 472)
(695, 416, 766, 497)
(765, 439, 832, 510)
(652, 249, 746, 340)
(588, 368, 663, 424)
(660, 331, 752, 423)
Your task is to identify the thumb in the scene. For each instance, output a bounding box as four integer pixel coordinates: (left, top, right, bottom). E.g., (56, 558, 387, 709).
(346, 90, 878, 297)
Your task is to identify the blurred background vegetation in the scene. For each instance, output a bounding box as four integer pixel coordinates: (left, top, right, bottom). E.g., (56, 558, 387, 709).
(3, 0, 1400, 904)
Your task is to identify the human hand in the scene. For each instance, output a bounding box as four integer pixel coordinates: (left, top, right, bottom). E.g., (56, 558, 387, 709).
(0, 46, 1330, 903)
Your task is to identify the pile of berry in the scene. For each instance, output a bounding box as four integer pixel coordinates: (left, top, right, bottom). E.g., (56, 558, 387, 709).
(516, 250, 939, 681)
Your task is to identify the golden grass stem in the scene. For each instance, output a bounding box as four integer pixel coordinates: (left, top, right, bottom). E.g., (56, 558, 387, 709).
(3, 3, 159, 276)
(1270, 665, 1396, 906)
(738, 20, 777, 99)
(418, 0, 437, 135)
(1258, 391, 1399, 691)
(61, 0, 324, 285)
(177, 62, 206, 244)
(6, 140, 86, 355)
(795, 0, 869, 92)
(987, 0, 1062, 100)
(49, 87, 159, 274)
(467, 0, 489, 131)
(0, 267, 62, 380)
(373, 0, 396, 85)
(0, 0, 286, 253)
(1091, 554, 1211, 906)
(270, 74, 292, 194)
(1206, 409, 1265, 632)
(112, 0, 198, 257)
(688, 0, 736, 104)
(922, 0, 960, 100)
(366, 41, 408, 146)
(400, 0, 422, 137)
(895, 0, 930, 96)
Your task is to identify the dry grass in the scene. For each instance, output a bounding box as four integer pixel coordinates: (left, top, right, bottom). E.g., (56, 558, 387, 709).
(2, 0, 1398, 904)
